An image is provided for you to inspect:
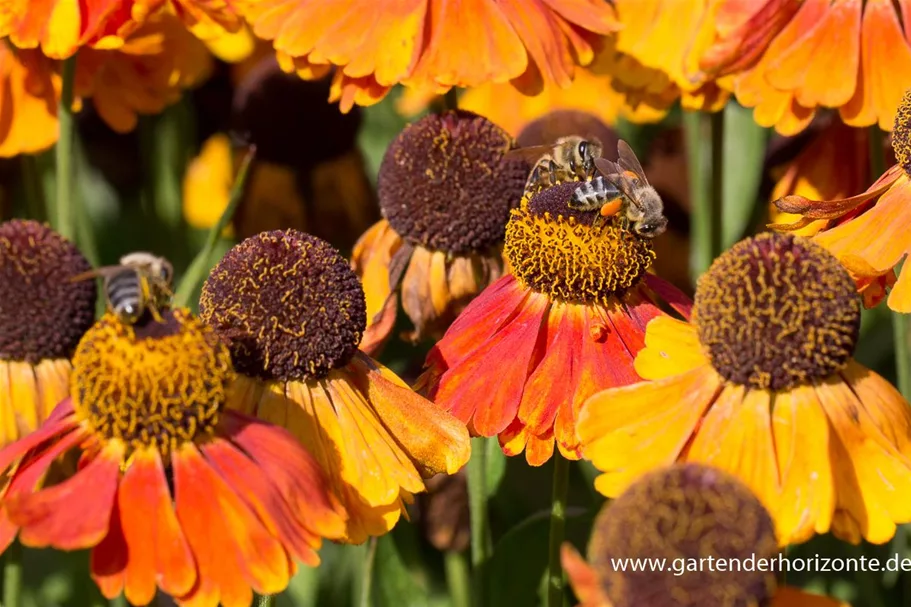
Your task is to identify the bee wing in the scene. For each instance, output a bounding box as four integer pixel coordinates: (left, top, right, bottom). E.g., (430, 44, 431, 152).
(69, 265, 129, 283)
(593, 157, 622, 178)
(616, 140, 650, 185)
(503, 144, 558, 162)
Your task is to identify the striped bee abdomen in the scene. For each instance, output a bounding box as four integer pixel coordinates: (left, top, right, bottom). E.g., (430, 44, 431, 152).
(105, 269, 144, 322)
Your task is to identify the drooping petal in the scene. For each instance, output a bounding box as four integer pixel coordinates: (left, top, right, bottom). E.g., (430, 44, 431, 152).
(432, 290, 548, 435)
(771, 385, 834, 545)
(687, 385, 781, 518)
(561, 543, 610, 607)
(220, 410, 347, 540)
(174, 441, 287, 607)
(92, 448, 196, 603)
(348, 354, 470, 477)
(815, 177, 911, 276)
(817, 377, 911, 544)
(9, 439, 122, 550)
(764, 0, 861, 109)
(0, 399, 77, 474)
(579, 365, 722, 497)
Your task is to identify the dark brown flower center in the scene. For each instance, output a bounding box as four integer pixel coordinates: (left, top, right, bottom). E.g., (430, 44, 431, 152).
(0, 219, 96, 363)
(378, 110, 529, 254)
(693, 232, 859, 391)
(588, 464, 778, 607)
(893, 88, 911, 177)
(199, 230, 366, 382)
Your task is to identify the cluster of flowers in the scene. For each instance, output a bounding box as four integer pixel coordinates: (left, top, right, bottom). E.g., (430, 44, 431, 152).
(3, 1, 911, 606)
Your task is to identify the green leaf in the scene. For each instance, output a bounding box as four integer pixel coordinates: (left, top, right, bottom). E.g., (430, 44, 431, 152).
(720, 101, 768, 247)
(485, 507, 594, 607)
(172, 145, 256, 309)
(374, 529, 431, 607)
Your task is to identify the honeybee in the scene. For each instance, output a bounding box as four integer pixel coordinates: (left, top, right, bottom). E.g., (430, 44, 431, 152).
(72, 252, 174, 324)
(506, 136, 603, 194)
(588, 140, 667, 238)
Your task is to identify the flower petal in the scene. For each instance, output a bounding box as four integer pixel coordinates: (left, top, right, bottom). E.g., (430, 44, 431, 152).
(10, 440, 122, 550)
(841, 0, 911, 130)
(433, 290, 548, 435)
(771, 385, 834, 545)
(633, 317, 706, 380)
(816, 377, 911, 544)
(765, 0, 860, 108)
(579, 365, 721, 497)
(687, 385, 781, 519)
(772, 586, 849, 607)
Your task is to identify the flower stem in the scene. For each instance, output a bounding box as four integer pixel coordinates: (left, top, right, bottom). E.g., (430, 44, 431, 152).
(358, 537, 378, 607)
(21, 154, 45, 221)
(3, 540, 22, 607)
(444, 551, 470, 607)
(684, 110, 725, 280)
(255, 594, 274, 607)
(467, 437, 492, 607)
(441, 88, 459, 112)
(172, 144, 256, 308)
(546, 454, 570, 607)
(55, 55, 78, 242)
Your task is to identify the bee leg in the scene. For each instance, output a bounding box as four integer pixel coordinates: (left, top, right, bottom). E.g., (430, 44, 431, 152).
(148, 303, 165, 323)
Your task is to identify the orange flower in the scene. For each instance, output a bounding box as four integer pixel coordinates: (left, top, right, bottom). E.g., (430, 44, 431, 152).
(698, 0, 911, 134)
(0, 12, 212, 155)
(0, 309, 346, 607)
(76, 12, 213, 133)
(352, 110, 523, 353)
(200, 230, 470, 543)
(0, 0, 241, 59)
(417, 166, 692, 465)
(0, 220, 96, 446)
(241, 0, 619, 112)
(578, 233, 911, 546)
(563, 464, 848, 607)
(772, 88, 911, 311)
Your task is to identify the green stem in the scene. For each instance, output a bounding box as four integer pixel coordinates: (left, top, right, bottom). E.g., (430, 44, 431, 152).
(55, 55, 78, 242)
(546, 454, 571, 607)
(467, 437, 491, 607)
(439, 88, 459, 113)
(444, 551, 470, 607)
(358, 537, 378, 607)
(684, 110, 725, 281)
(172, 145, 256, 308)
(255, 594, 274, 607)
(3, 540, 22, 607)
(709, 110, 725, 260)
(21, 154, 45, 221)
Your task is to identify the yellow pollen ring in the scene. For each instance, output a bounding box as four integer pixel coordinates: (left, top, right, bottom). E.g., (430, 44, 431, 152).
(894, 88, 911, 176)
(70, 309, 235, 459)
(504, 186, 655, 305)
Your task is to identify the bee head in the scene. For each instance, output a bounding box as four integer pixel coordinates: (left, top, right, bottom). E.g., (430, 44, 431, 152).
(635, 217, 668, 238)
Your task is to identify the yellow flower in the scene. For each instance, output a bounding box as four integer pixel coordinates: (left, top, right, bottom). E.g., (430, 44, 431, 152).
(199, 230, 470, 543)
(578, 232, 911, 546)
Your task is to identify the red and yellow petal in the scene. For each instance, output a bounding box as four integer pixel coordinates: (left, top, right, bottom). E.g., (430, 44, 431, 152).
(9, 439, 122, 550)
(562, 543, 611, 607)
(91, 448, 196, 603)
(174, 441, 291, 607)
(578, 365, 722, 497)
(432, 290, 548, 435)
